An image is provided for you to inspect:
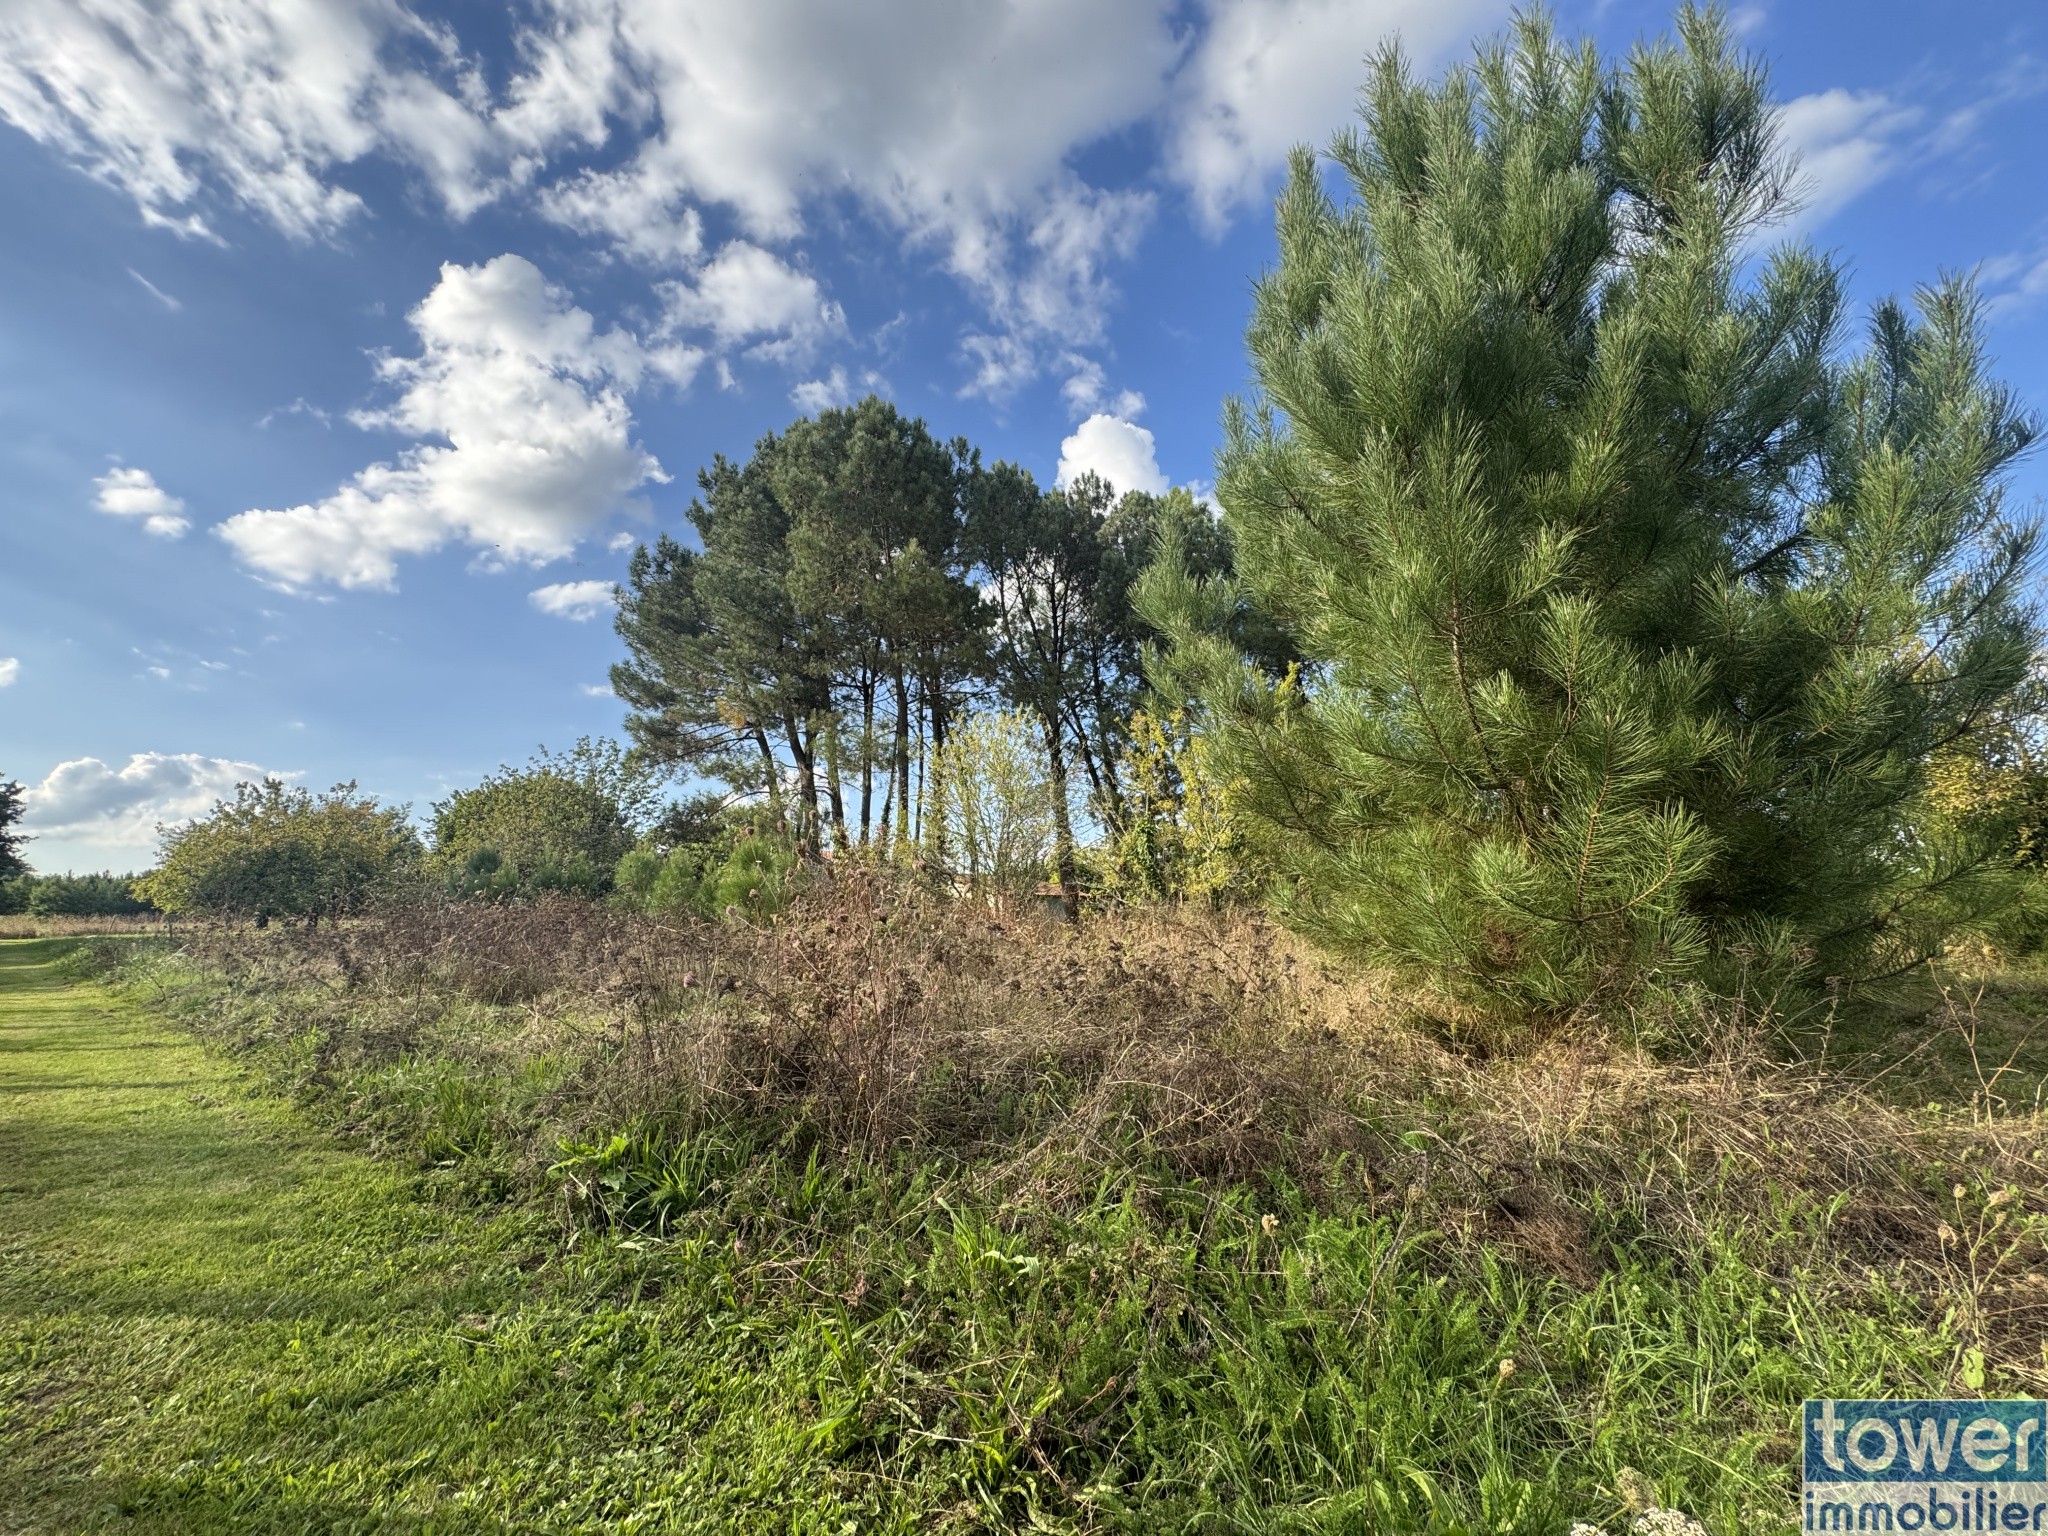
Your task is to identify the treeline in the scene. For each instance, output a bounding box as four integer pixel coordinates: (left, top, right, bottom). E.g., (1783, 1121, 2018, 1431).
(610, 395, 1287, 910)
(0, 871, 153, 917)
(0, 781, 156, 915)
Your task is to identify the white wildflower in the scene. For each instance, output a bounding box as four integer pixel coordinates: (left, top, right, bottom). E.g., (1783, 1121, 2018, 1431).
(1631, 1509, 1711, 1536)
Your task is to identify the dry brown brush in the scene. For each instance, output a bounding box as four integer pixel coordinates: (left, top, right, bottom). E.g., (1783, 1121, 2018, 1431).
(155, 872, 2048, 1380)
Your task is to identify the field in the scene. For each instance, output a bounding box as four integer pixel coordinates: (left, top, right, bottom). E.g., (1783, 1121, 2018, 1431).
(0, 914, 168, 941)
(3, 892, 2046, 1534)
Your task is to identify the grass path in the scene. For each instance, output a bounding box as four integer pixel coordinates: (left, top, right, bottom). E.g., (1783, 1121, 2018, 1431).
(0, 937, 539, 1532)
(0, 940, 906, 1536)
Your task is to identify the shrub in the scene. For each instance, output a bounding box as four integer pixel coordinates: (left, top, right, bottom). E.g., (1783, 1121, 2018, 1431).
(1100, 706, 1259, 906)
(432, 764, 635, 900)
(135, 780, 418, 924)
(927, 708, 1062, 908)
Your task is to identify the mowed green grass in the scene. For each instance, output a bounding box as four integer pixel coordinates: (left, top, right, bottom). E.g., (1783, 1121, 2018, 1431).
(0, 940, 974, 1534)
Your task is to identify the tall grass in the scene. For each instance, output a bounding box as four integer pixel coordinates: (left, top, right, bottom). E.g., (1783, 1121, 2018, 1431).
(106, 876, 2048, 1532)
(0, 912, 168, 939)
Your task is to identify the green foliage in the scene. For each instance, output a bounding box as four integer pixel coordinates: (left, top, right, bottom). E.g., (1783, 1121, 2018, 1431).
(927, 708, 1062, 905)
(611, 846, 663, 905)
(1099, 706, 1258, 905)
(1144, 9, 2040, 1015)
(647, 843, 711, 913)
(432, 750, 640, 900)
(135, 780, 418, 922)
(644, 790, 731, 851)
(612, 810, 797, 923)
(0, 775, 26, 883)
(612, 397, 984, 856)
(22, 871, 154, 916)
(1920, 674, 2048, 953)
(698, 832, 797, 920)
(530, 735, 673, 836)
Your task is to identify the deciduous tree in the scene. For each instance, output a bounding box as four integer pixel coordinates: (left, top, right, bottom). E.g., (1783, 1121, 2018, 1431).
(138, 781, 418, 924)
(431, 757, 637, 899)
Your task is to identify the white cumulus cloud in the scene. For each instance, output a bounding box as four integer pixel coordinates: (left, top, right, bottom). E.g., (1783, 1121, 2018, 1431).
(790, 365, 852, 414)
(658, 241, 845, 359)
(0, 0, 511, 239)
(1060, 355, 1145, 421)
(0, 0, 1184, 396)
(1056, 413, 1168, 498)
(21, 752, 281, 860)
(93, 466, 190, 537)
(538, 162, 705, 268)
(1775, 89, 1919, 234)
(0, 0, 1541, 399)
(529, 579, 617, 620)
(217, 254, 683, 591)
(1168, 0, 1506, 230)
(0, 657, 17, 688)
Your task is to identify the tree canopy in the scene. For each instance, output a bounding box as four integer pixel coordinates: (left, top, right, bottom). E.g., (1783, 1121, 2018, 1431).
(430, 750, 643, 900)
(0, 776, 28, 884)
(137, 781, 419, 923)
(612, 397, 1252, 909)
(1142, 8, 2040, 1013)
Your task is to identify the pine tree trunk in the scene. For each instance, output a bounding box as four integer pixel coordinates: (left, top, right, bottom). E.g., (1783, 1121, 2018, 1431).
(891, 669, 912, 857)
(822, 720, 850, 853)
(922, 685, 948, 866)
(786, 714, 821, 859)
(1042, 715, 1081, 924)
(858, 681, 875, 848)
(752, 726, 784, 828)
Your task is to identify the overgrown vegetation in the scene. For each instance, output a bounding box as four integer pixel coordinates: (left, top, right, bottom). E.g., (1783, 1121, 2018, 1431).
(63, 885, 2045, 1533)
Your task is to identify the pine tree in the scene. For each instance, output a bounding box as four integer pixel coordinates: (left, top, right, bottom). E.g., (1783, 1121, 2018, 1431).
(776, 397, 981, 853)
(0, 776, 28, 883)
(612, 399, 985, 859)
(966, 465, 1116, 913)
(612, 439, 835, 853)
(1142, 8, 2039, 1016)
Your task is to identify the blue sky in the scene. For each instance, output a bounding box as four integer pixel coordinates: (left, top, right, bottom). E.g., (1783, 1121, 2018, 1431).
(3, 0, 2046, 872)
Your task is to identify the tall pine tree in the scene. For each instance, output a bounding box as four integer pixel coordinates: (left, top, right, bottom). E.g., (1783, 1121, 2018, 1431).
(1142, 9, 2039, 1015)
(613, 399, 984, 858)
